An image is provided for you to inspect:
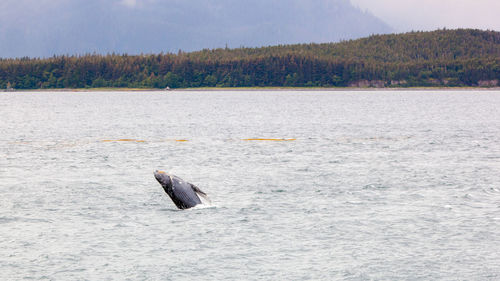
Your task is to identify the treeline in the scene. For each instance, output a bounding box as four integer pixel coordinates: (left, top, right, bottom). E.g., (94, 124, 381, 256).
(1, 29, 500, 89)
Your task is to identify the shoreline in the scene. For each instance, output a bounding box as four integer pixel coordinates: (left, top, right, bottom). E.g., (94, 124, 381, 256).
(3, 86, 500, 92)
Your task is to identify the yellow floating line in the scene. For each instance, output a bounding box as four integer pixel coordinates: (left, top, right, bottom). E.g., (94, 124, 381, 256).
(243, 138, 296, 141)
(102, 139, 146, 143)
(175, 139, 189, 142)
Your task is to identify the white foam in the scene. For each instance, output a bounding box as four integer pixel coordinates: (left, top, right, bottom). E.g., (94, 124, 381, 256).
(191, 203, 217, 210)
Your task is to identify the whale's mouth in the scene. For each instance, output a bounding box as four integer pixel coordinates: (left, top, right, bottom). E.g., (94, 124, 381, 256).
(154, 170, 173, 188)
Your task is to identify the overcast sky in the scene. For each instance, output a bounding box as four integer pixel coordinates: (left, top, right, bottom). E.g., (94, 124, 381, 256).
(1, 0, 499, 58)
(350, 0, 500, 31)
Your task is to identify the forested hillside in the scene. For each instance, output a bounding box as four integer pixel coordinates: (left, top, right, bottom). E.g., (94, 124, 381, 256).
(1, 29, 500, 89)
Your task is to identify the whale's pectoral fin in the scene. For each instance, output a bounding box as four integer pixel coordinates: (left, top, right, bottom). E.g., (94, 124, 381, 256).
(190, 184, 206, 195)
(190, 184, 211, 203)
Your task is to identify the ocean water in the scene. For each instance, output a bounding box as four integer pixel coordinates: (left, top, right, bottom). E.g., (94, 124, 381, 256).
(1, 90, 499, 280)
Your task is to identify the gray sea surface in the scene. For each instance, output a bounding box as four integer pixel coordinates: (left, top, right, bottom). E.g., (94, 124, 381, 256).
(1, 90, 499, 280)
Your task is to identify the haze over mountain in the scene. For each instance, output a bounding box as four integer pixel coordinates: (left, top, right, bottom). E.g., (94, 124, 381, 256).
(351, 0, 500, 32)
(0, 0, 392, 58)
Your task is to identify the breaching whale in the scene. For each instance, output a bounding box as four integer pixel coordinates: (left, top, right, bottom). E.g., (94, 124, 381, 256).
(154, 170, 209, 209)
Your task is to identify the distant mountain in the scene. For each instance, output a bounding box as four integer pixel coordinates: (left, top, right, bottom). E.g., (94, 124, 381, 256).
(0, 0, 392, 58)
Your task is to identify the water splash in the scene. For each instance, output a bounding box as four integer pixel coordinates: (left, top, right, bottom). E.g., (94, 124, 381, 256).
(243, 138, 296, 141)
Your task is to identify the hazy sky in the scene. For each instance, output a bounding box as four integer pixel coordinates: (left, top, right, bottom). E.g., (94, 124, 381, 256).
(351, 0, 500, 31)
(1, 0, 499, 58)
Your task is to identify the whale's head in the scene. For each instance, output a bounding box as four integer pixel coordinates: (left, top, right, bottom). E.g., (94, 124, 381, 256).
(154, 170, 173, 191)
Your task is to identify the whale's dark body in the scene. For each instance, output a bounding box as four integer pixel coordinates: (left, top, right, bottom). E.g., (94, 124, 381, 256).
(154, 171, 209, 209)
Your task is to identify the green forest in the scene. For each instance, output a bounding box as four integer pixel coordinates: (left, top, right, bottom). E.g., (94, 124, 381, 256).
(1, 29, 500, 89)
